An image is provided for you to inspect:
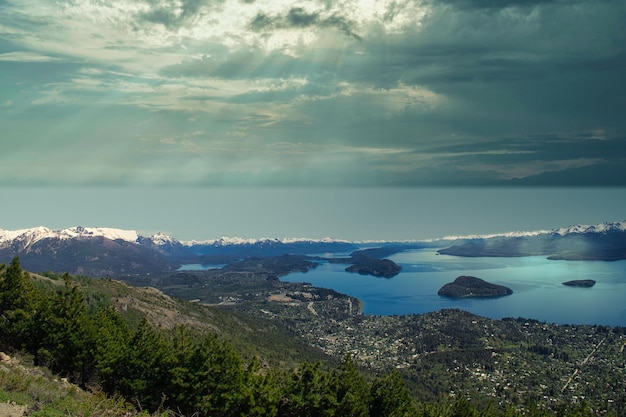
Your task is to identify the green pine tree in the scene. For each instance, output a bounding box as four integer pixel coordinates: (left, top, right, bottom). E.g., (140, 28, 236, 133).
(117, 318, 172, 410)
(51, 275, 94, 384)
(0, 257, 38, 349)
(187, 334, 247, 417)
(92, 306, 132, 394)
(334, 355, 371, 417)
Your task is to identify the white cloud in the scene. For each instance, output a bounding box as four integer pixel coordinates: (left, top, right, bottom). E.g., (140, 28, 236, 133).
(0, 51, 61, 62)
(462, 158, 604, 180)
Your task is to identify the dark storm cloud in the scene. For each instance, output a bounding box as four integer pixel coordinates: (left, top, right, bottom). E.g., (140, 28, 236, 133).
(508, 163, 626, 185)
(157, 0, 626, 182)
(405, 135, 626, 185)
(434, 0, 562, 9)
(430, 135, 626, 159)
(248, 7, 361, 40)
(139, 0, 224, 29)
(370, 2, 624, 80)
(367, 0, 625, 135)
(4, 0, 625, 187)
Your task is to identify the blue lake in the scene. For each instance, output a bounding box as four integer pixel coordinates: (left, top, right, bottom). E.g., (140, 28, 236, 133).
(281, 249, 626, 326)
(178, 263, 226, 271)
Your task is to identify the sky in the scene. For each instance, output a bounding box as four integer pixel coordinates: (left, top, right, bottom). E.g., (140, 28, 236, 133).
(0, 187, 624, 241)
(1, 0, 625, 240)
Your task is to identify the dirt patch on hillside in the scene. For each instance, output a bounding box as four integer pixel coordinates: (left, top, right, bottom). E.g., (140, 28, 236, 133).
(0, 402, 27, 417)
(268, 294, 296, 303)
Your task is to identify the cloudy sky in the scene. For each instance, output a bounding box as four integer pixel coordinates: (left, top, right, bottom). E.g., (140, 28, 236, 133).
(1, 0, 625, 239)
(2, 0, 625, 186)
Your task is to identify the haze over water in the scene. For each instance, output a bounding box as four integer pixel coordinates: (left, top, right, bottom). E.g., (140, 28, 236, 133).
(283, 249, 626, 326)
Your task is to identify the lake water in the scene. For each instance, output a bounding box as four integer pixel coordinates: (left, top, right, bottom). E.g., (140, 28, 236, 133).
(281, 249, 626, 326)
(177, 263, 226, 271)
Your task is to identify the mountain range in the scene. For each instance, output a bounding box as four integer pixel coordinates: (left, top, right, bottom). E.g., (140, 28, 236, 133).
(0, 226, 358, 276)
(1, 221, 625, 276)
(438, 221, 626, 261)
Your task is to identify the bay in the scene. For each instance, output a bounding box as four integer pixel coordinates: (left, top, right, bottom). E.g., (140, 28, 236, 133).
(281, 249, 626, 326)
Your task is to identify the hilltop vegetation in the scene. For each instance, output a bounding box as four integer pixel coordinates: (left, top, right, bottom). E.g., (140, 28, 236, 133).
(0, 257, 418, 416)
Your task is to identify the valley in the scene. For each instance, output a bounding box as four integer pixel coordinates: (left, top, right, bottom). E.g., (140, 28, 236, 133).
(121, 257, 626, 414)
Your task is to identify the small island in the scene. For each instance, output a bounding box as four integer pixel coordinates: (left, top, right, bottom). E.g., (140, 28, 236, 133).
(345, 259, 402, 278)
(438, 276, 513, 298)
(343, 253, 402, 278)
(562, 279, 596, 288)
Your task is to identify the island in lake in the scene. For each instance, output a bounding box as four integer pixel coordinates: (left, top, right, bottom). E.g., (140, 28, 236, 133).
(346, 258, 402, 278)
(438, 276, 513, 298)
(562, 279, 596, 287)
(344, 254, 402, 278)
(328, 252, 402, 278)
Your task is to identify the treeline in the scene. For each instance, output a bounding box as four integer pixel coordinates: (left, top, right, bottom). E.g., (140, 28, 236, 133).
(0, 258, 605, 416)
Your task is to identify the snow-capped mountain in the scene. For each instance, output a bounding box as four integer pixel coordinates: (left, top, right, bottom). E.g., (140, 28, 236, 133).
(438, 221, 626, 261)
(441, 229, 551, 241)
(552, 221, 626, 236)
(0, 226, 179, 276)
(183, 236, 358, 259)
(0, 226, 57, 249)
(0, 226, 357, 254)
(61, 226, 141, 242)
(146, 232, 179, 246)
(0, 226, 358, 276)
(0, 226, 142, 248)
(180, 236, 353, 246)
(440, 221, 626, 241)
(2, 220, 625, 275)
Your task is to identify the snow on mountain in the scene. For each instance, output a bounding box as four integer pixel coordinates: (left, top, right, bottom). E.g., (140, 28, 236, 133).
(441, 229, 551, 241)
(180, 236, 353, 246)
(0, 227, 350, 249)
(180, 237, 257, 246)
(552, 221, 626, 236)
(0, 226, 57, 248)
(60, 226, 140, 243)
(146, 232, 179, 246)
(440, 221, 626, 241)
(281, 237, 353, 244)
(2, 220, 625, 250)
(0, 226, 142, 248)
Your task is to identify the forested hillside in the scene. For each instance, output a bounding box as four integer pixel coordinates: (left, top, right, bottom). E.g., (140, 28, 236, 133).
(0, 258, 616, 416)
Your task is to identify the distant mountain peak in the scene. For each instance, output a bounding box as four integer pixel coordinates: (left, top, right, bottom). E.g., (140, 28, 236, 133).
(0, 226, 56, 249)
(180, 236, 353, 247)
(441, 229, 551, 241)
(0, 226, 142, 248)
(440, 221, 626, 241)
(147, 232, 179, 246)
(61, 226, 141, 243)
(552, 221, 626, 236)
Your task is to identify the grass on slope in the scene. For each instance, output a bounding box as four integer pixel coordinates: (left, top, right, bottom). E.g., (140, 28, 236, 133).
(0, 351, 147, 417)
